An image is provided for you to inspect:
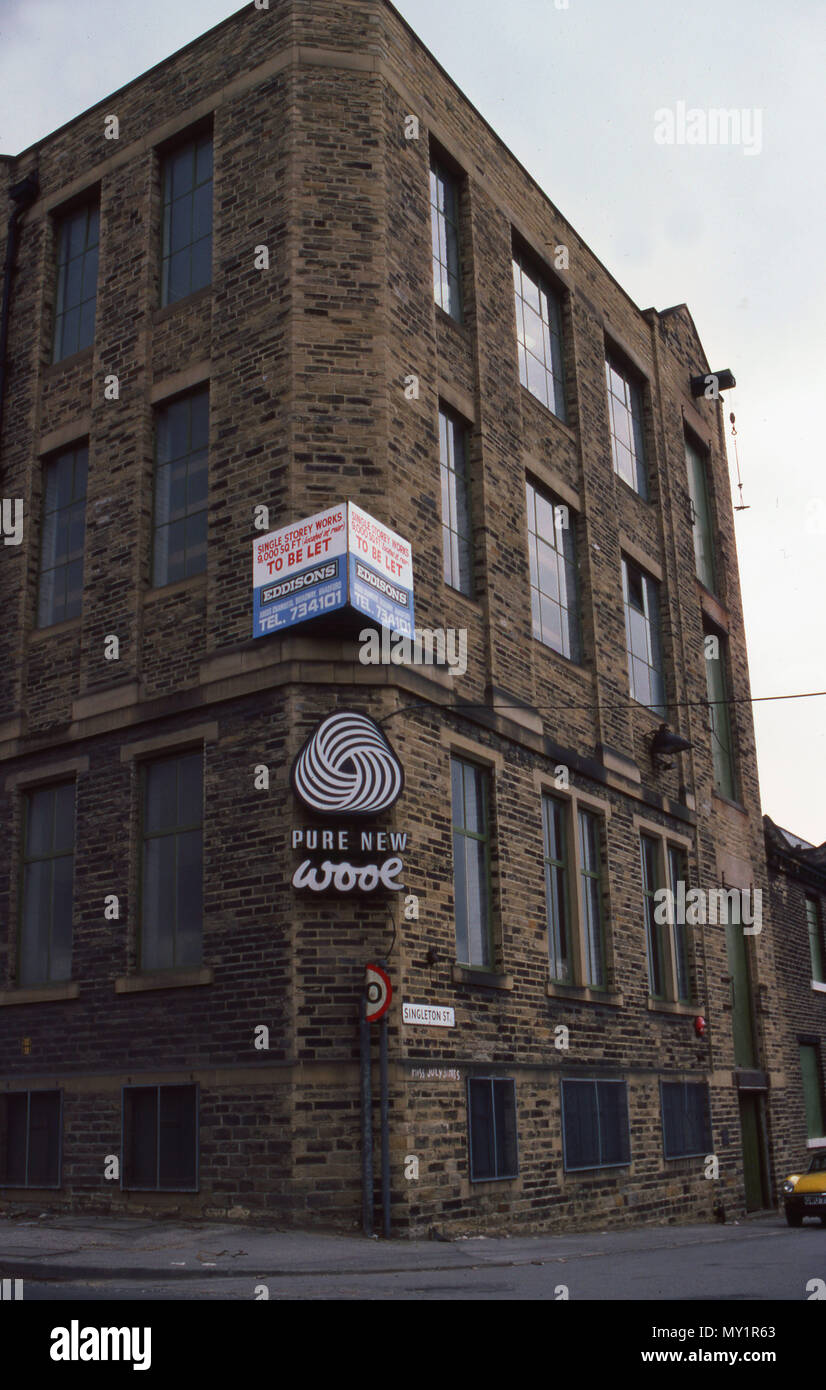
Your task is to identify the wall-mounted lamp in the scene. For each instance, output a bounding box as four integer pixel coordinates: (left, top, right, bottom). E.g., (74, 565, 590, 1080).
(650, 723, 693, 772)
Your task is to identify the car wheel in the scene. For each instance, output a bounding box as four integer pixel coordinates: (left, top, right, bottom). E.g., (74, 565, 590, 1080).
(785, 1208, 803, 1227)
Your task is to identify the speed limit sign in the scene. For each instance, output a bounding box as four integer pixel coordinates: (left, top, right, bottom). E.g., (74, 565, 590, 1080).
(365, 962, 392, 1022)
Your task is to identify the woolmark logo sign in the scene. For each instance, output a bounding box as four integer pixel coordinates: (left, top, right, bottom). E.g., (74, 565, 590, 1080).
(291, 711, 407, 894)
(291, 711, 403, 816)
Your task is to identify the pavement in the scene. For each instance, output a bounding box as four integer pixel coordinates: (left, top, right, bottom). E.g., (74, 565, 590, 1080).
(0, 1209, 789, 1284)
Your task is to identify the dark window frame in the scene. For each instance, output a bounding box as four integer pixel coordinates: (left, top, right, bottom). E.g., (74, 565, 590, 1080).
(121, 1082, 200, 1192)
(467, 1076, 519, 1181)
(138, 750, 204, 972)
(159, 130, 214, 308)
(17, 781, 76, 987)
(660, 1080, 712, 1159)
(685, 434, 717, 594)
(36, 442, 88, 628)
(430, 154, 463, 322)
(806, 896, 825, 985)
(561, 1078, 630, 1172)
(622, 555, 666, 716)
(525, 477, 580, 662)
(0, 1089, 63, 1189)
(605, 352, 648, 498)
(52, 201, 100, 363)
(703, 622, 737, 801)
(438, 403, 474, 596)
(450, 757, 494, 970)
(512, 244, 567, 422)
(151, 387, 209, 587)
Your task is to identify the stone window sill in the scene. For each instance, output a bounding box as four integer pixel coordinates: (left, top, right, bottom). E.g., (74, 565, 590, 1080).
(546, 981, 623, 1007)
(114, 967, 213, 994)
(0, 982, 80, 1006)
(143, 573, 207, 604)
(806, 1137, 826, 1149)
(646, 998, 699, 1016)
(41, 346, 93, 377)
(29, 617, 82, 643)
(152, 285, 212, 323)
(810, 980, 826, 994)
(452, 963, 513, 991)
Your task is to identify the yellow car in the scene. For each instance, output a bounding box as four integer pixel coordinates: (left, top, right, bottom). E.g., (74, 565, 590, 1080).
(782, 1152, 826, 1225)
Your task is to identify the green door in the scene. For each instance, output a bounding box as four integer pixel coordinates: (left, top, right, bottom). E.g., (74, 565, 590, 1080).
(738, 1094, 769, 1211)
(725, 920, 756, 1067)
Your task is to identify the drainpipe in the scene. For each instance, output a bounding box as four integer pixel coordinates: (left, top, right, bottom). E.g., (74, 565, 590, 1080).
(0, 170, 40, 464)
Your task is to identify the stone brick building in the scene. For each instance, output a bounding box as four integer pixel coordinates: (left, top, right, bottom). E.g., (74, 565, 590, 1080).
(0, 0, 791, 1233)
(764, 817, 826, 1182)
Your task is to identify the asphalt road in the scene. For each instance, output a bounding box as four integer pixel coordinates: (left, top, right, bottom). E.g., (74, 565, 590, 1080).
(15, 1216, 826, 1300)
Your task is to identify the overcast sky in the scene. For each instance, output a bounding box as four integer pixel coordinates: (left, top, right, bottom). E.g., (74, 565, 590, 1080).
(2, 0, 823, 842)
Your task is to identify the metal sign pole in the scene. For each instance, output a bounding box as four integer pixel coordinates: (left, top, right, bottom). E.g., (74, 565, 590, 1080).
(380, 1011, 390, 1239)
(360, 1004, 373, 1237)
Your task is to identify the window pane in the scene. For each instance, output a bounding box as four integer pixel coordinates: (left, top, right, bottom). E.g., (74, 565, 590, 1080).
(468, 1080, 495, 1180)
(142, 836, 177, 970)
(598, 1082, 630, 1164)
(493, 1080, 518, 1177)
(562, 1081, 599, 1170)
(1, 1094, 28, 1185)
(20, 862, 50, 985)
(800, 1045, 825, 1139)
(159, 1085, 198, 1189)
(176, 830, 203, 967)
(145, 759, 178, 832)
(125, 1088, 158, 1188)
(27, 1092, 61, 1187)
(50, 854, 74, 981)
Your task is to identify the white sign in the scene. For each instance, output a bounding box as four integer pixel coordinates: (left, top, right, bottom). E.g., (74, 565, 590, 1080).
(402, 1003, 455, 1027)
(253, 502, 414, 639)
(253, 504, 347, 636)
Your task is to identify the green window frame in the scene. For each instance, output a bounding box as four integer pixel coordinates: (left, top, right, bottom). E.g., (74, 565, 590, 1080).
(439, 405, 473, 595)
(703, 626, 736, 800)
(543, 795, 570, 983)
(526, 479, 580, 661)
(451, 758, 493, 969)
(668, 845, 691, 1002)
(140, 752, 204, 971)
(513, 250, 566, 421)
(641, 834, 666, 999)
(37, 443, 88, 627)
(152, 388, 209, 586)
(606, 356, 647, 497)
(578, 807, 605, 988)
(430, 159, 462, 321)
(806, 898, 825, 985)
(799, 1044, 825, 1140)
(160, 134, 213, 306)
(53, 203, 99, 362)
(18, 783, 75, 986)
(685, 436, 716, 592)
(622, 557, 665, 715)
